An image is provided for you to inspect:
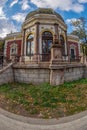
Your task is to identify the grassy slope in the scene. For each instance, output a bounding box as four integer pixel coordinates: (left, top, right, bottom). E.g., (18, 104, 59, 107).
(0, 78, 87, 118)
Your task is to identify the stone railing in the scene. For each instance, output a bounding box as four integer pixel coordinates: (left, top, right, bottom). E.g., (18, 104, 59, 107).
(0, 63, 14, 85)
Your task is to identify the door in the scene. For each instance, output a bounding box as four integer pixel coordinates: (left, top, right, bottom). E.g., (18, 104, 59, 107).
(71, 49, 75, 60)
(42, 31, 53, 61)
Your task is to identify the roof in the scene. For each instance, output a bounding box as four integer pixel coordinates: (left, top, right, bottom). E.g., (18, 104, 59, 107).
(25, 8, 64, 22)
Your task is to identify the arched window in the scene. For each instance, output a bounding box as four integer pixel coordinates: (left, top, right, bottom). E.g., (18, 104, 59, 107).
(60, 35, 65, 56)
(10, 43, 17, 56)
(26, 34, 34, 56)
(42, 31, 53, 54)
(70, 45, 76, 60)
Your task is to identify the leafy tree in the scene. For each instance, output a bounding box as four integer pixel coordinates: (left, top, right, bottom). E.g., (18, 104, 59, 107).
(0, 38, 5, 55)
(71, 17, 87, 44)
(70, 17, 87, 56)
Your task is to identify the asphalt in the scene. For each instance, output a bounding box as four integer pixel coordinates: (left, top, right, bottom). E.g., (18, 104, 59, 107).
(0, 108, 87, 130)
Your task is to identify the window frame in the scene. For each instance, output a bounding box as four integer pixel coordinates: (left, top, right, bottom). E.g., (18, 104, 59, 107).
(42, 31, 53, 54)
(26, 34, 34, 56)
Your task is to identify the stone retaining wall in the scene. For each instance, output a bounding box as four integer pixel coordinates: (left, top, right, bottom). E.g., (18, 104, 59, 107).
(50, 64, 85, 85)
(64, 65, 85, 82)
(0, 63, 13, 85)
(0, 63, 86, 86)
(84, 66, 87, 78)
(14, 66, 50, 84)
(13, 63, 86, 85)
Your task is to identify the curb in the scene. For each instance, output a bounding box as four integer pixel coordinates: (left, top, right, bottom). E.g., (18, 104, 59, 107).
(0, 108, 87, 125)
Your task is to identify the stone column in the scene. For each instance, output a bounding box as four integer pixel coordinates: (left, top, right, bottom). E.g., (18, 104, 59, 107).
(50, 35, 62, 64)
(23, 29, 26, 56)
(50, 68, 64, 86)
(34, 22, 40, 62)
(65, 30, 69, 61)
(65, 30, 68, 55)
(21, 29, 26, 62)
(54, 23, 59, 42)
(50, 36, 64, 85)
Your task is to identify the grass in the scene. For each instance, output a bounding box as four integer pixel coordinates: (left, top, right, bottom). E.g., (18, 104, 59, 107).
(0, 78, 87, 119)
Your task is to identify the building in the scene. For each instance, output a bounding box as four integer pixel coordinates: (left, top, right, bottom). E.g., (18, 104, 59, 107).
(4, 8, 80, 63)
(2, 8, 85, 86)
(4, 32, 22, 61)
(67, 34, 79, 61)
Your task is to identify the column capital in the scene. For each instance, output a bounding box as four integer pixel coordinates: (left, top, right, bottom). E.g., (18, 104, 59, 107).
(54, 23, 59, 26)
(35, 22, 40, 25)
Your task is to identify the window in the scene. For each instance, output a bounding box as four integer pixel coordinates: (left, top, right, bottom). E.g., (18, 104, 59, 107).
(71, 49, 75, 59)
(42, 31, 53, 61)
(26, 34, 34, 56)
(42, 31, 53, 54)
(10, 43, 17, 56)
(60, 35, 65, 56)
(70, 45, 76, 60)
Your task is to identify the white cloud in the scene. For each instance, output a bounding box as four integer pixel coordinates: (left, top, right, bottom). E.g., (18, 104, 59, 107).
(12, 13, 26, 23)
(0, 0, 9, 19)
(0, 7, 6, 19)
(66, 18, 77, 24)
(0, 0, 8, 6)
(0, 7, 4, 16)
(30, 0, 84, 13)
(78, 0, 87, 3)
(20, 0, 30, 10)
(71, 3, 84, 13)
(0, 19, 17, 38)
(0, 0, 18, 38)
(10, 0, 18, 7)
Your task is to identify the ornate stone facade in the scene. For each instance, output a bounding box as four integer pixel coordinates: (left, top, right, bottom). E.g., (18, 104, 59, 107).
(4, 8, 79, 63)
(22, 8, 67, 62)
(2, 9, 85, 85)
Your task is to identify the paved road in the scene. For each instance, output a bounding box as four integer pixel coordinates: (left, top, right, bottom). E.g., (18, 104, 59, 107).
(0, 108, 87, 130)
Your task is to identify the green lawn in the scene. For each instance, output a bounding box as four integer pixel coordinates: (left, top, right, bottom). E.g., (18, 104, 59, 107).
(0, 79, 87, 119)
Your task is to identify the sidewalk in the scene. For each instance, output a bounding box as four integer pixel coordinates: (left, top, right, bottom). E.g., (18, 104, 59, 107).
(0, 108, 87, 130)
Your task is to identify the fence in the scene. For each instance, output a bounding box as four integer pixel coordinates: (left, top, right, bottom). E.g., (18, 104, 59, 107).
(0, 54, 81, 68)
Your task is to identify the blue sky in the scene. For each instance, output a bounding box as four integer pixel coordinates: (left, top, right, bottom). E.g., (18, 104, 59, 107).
(0, 0, 87, 38)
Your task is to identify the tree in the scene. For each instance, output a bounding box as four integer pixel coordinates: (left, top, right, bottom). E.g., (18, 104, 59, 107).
(0, 38, 5, 55)
(71, 17, 87, 44)
(70, 17, 87, 59)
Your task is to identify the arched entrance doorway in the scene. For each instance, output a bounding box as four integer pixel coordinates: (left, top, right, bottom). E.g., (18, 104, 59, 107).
(42, 31, 53, 61)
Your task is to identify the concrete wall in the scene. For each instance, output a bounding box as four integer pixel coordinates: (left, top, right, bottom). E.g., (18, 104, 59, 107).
(0, 63, 86, 86)
(0, 63, 13, 85)
(14, 66, 50, 84)
(50, 64, 85, 85)
(64, 65, 85, 82)
(84, 66, 87, 78)
(13, 63, 86, 85)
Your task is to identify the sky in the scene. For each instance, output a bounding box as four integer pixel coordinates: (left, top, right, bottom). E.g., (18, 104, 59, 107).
(0, 0, 87, 38)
